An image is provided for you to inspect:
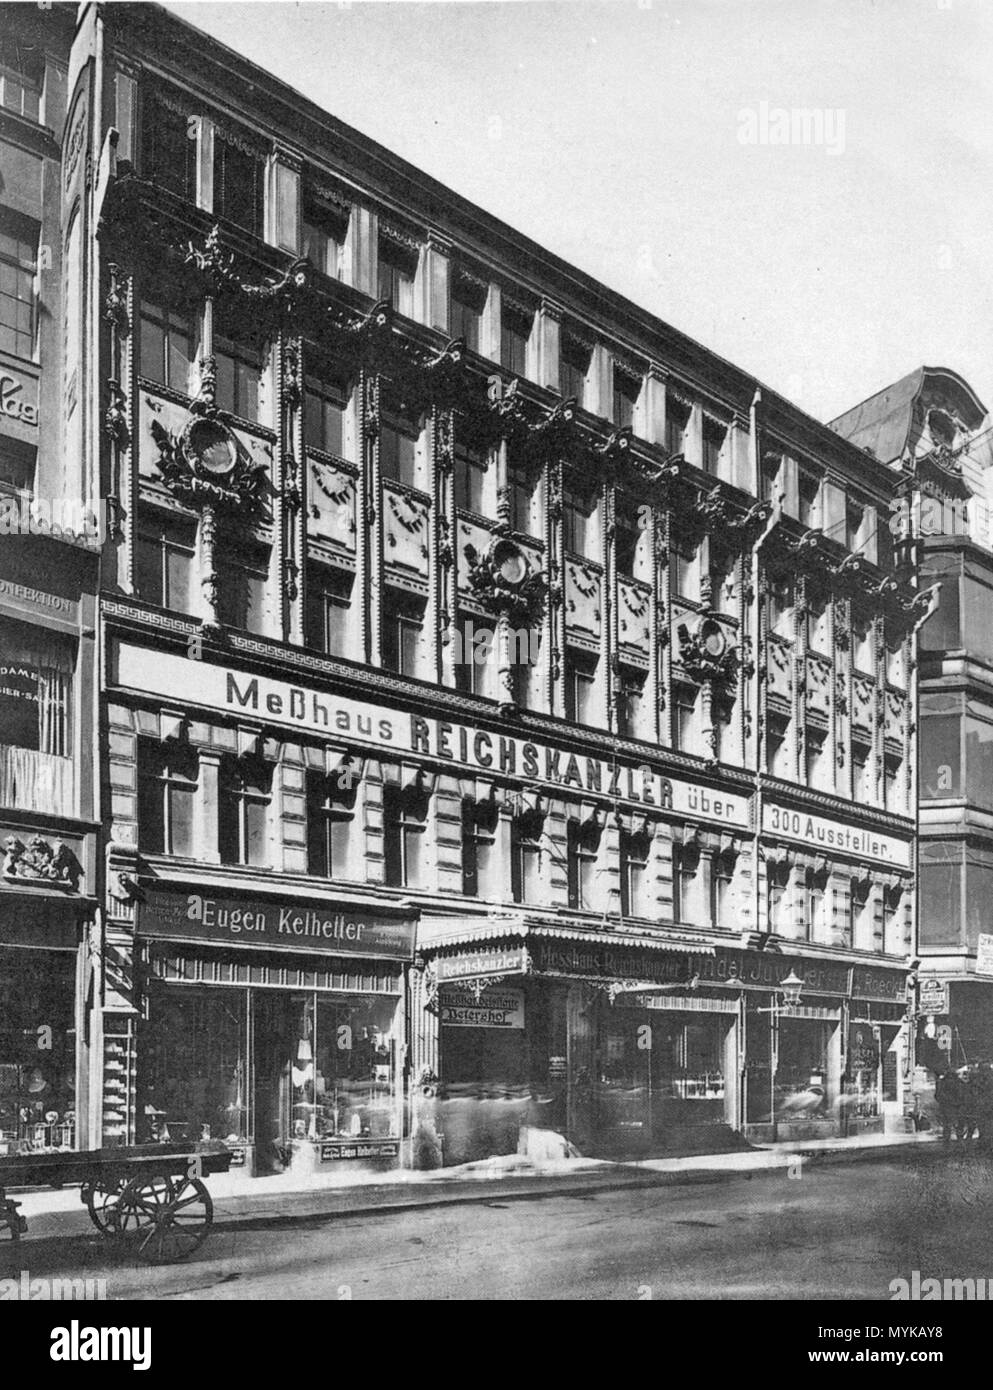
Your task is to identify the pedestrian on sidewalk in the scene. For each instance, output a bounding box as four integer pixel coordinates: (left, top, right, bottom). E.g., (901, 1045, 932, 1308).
(935, 1069, 964, 1143)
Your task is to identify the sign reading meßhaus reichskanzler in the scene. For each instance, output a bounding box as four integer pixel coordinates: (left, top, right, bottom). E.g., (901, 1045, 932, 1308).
(138, 888, 416, 959)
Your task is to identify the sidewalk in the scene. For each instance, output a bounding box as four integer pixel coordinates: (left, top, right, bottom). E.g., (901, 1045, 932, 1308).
(6, 1129, 941, 1245)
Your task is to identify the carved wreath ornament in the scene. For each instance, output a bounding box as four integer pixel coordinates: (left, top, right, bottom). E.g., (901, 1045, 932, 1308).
(151, 416, 267, 515)
(464, 537, 548, 629)
(677, 617, 739, 693)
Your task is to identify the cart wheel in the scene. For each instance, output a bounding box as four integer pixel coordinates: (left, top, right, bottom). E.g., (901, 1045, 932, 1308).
(132, 1176, 213, 1265)
(112, 1174, 176, 1241)
(83, 1180, 127, 1238)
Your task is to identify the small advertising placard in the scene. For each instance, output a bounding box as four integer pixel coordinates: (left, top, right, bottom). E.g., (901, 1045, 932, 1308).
(319, 1140, 400, 1162)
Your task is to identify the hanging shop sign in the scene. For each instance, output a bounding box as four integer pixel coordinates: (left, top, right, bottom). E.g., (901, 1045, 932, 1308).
(0, 580, 78, 626)
(138, 888, 417, 960)
(434, 947, 528, 984)
(763, 801, 911, 869)
(439, 987, 525, 1029)
(112, 643, 751, 827)
(918, 979, 948, 1015)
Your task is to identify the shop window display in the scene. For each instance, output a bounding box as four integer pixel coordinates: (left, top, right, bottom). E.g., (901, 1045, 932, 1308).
(289, 994, 398, 1146)
(138, 986, 249, 1146)
(0, 949, 76, 1154)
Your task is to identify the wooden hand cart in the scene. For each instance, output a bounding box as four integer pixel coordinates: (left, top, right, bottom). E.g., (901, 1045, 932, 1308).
(0, 1142, 233, 1264)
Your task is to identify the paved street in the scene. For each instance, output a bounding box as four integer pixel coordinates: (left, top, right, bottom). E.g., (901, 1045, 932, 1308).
(4, 1149, 993, 1300)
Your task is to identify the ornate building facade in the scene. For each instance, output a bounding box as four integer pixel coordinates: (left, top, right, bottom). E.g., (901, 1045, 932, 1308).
(834, 367, 993, 1076)
(56, 2, 921, 1172)
(0, 4, 96, 1161)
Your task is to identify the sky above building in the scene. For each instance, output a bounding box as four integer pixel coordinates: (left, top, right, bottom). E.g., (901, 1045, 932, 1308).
(161, 0, 993, 428)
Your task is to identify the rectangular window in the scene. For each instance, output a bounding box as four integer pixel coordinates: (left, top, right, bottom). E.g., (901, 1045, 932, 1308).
(453, 441, 488, 514)
(761, 452, 783, 505)
(306, 767, 356, 879)
(215, 321, 262, 423)
(377, 241, 417, 317)
(461, 798, 497, 898)
(767, 575, 794, 639)
(139, 301, 193, 395)
(0, 438, 35, 493)
(138, 740, 198, 857)
(0, 617, 75, 816)
(884, 755, 903, 815)
(710, 851, 734, 929)
(135, 513, 195, 612)
(620, 829, 651, 919)
(305, 563, 353, 657)
(674, 684, 698, 753)
(379, 407, 421, 489)
(672, 843, 697, 924)
(0, 43, 42, 121)
(674, 543, 700, 600)
(560, 335, 590, 406)
(852, 742, 872, 802)
(508, 459, 538, 536)
(613, 368, 639, 430)
(500, 305, 531, 377)
(219, 755, 271, 867)
(141, 92, 195, 200)
(302, 197, 348, 280)
(806, 594, 829, 653)
(450, 276, 484, 352)
(805, 727, 827, 789)
(702, 418, 726, 475)
(383, 782, 429, 888)
(383, 591, 424, 676)
(565, 649, 598, 725)
(846, 499, 866, 552)
(304, 372, 348, 458)
(454, 613, 496, 699)
(217, 542, 268, 633)
(798, 468, 822, 529)
(563, 487, 596, 556)
(511, 812, 542, 904)
(851, 614, 874, 673)
(617, 668, 646, 740)
(615, 500, 642, 578)
(214, 132, 265, 237)
(665, 398, 691, 457)
(0, 211, 37, 360)
(566, 819, 600, 911)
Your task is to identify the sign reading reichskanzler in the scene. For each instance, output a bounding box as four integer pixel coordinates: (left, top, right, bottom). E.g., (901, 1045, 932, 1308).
(139, 888, 416, 960)
(112, 643, 751, 827)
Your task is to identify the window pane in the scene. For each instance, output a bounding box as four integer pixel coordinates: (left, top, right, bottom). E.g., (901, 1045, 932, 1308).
(168, 784, 195, 857)
(135, 536, 163, 605)
(165, 545, 192, 612)
(921, 714, 961, 798)
(245, 799, 268, 866)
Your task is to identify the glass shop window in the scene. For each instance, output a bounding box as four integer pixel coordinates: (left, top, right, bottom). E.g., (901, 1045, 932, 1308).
(138, 985, 249, 1146)
(0, 948, 77, 1154)
(139, 300, 193, 395)
(308, 994, 400, 1141)
(306, 765, 357, 880)
(218, 754, 272, 868)
(0, 617, 75, 817)
(137, 739, 198, 858)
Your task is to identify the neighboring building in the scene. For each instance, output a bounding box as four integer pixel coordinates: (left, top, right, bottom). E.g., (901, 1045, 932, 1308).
(0, 4, 98, 1159)
(60, 1, 919, 1174)
(834, 367, 993, 1073)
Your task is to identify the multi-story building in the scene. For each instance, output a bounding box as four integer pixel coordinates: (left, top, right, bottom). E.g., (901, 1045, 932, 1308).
(0, 4, 98, 1160)
(833, 367, 993, 1075)
(62, 1, 919, 1174)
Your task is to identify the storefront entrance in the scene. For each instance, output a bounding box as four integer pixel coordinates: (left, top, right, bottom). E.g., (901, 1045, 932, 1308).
(0, 946, 78, 1154)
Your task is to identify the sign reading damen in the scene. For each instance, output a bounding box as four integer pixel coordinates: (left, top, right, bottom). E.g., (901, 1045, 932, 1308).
(139, 889, 417, 960)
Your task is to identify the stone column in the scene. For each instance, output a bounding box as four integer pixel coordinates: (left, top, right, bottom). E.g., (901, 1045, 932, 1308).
(639, 364, 667, 447)
(417, 231, 451, 334)
(536, 297, 562, 393)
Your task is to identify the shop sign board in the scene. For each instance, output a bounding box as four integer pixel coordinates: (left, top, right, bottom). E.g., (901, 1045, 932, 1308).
(434, 947, 528, 983)
(139, 887, 416, 960)
(763, 801, 912, 869)
(977, 934, 993, 976)
(112, 642, 752, 828)
(319, 1140, 399, 1162)
(439, 987, 525, 1029)
(918, 979, 949, 1015)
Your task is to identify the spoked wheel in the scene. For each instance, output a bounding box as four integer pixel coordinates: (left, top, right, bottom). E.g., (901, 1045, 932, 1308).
(111, 1174, 176, 1242)
(128, 1175, 214, 1265)
(83, 1179, 127, 1237)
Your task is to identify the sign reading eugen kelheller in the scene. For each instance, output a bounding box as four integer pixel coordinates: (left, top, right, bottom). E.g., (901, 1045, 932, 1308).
(139, 888, 416, 960)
